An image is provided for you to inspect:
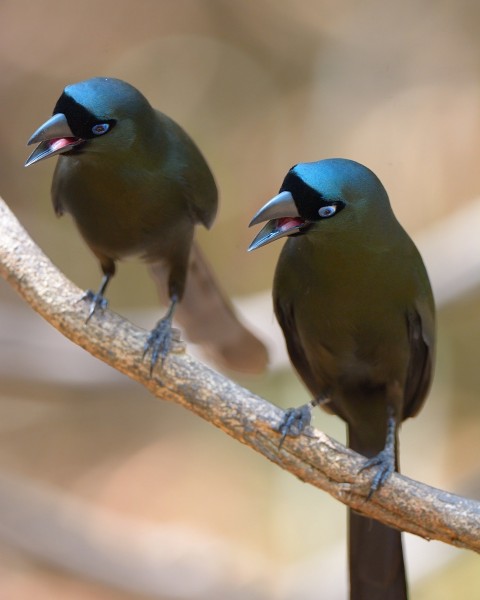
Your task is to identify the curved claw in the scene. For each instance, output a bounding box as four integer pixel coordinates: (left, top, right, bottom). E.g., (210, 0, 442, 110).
(359, 448, 396, 499)
(143, 296, 179, 376)
(278, 403, 312, 448)
(143, 317, 174, 375)
(82, 290, 108, 322)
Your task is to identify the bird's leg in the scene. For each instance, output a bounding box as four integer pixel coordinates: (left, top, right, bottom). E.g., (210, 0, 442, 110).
(143, 294, 179, 375)
(358, 403, 397, 499)
(82, 273, 111, 322)
(278, 395, 329, 448)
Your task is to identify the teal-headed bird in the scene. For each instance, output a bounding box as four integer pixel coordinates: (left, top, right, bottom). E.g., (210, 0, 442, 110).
(25, 77, 268, 374)
(249, 158, 435, 600)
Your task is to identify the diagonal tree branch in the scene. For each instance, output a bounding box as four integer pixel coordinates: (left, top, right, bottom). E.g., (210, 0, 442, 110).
(0, 196, 479, 554)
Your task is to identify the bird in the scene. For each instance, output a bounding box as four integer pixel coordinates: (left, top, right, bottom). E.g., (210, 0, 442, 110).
(248, 158, 435, 599)
(25, 76, 268, 374)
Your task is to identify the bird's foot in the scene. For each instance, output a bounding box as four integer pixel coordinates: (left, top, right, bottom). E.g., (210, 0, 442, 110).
(278, 403, 312, 448)
(143, 317, 172, 374)
(358, 447, 396, 499)
(143, 319, 183, 375)
(81, 290, 108, 322)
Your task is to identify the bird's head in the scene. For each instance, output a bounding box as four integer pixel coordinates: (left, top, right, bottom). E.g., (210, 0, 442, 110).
(25, 77, 153, 166)
(248, 158, 392, 251)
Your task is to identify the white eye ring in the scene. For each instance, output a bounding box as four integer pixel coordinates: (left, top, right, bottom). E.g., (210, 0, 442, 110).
(92, 123, 110, 136)
(318, 205, 337, 218)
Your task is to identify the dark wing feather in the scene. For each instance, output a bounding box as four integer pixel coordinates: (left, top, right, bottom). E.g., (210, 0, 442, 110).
(274, 296, 324, 398)
(403, 306, 435, 419)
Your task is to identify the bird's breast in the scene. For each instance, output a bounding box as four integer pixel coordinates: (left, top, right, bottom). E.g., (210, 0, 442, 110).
(274, 235, 413, 387)
(53, 157, 194, 261)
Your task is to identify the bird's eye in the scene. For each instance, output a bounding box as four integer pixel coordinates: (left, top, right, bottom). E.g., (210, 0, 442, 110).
(91, 123, 110, 136)
(318, 205, 337, 218)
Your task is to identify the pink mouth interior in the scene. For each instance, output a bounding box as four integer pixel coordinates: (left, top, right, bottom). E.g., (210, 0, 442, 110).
(49, 137, 79, 152)
(277, 216, 304, 232)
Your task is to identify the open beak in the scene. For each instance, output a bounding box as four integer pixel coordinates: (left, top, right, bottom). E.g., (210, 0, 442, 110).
(248, 191, 305, 251)
(25, 113, 83, 167)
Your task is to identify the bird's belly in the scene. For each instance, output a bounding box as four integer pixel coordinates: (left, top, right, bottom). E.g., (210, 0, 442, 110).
(76, 216, 187, 263)
(71, 210, 150, 259)
(59, 179, 188, 262)
(297, 311, 411, 431)
(303, 310, 408, 378)
(282, 262, 411, 404)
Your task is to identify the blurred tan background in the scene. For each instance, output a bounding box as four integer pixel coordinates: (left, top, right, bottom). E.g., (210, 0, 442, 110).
(1, 1, 480, 598)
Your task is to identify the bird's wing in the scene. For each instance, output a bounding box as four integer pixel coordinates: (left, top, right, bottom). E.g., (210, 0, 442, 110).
(274, 296, 328, 401)
(155, 110, 218, 229)
(403, 302, 435, 419)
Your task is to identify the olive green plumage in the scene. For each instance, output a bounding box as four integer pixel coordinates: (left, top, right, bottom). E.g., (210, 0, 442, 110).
(26, 77, 267, 374)
(249, 158, 435, 599)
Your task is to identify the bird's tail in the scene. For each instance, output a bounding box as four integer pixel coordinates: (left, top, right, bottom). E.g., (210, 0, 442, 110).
(348, 425, 407, 600)
(149, 241, 268, 374)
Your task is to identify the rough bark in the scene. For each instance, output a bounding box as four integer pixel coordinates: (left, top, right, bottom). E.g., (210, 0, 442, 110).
(0, 196, 479, 553)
